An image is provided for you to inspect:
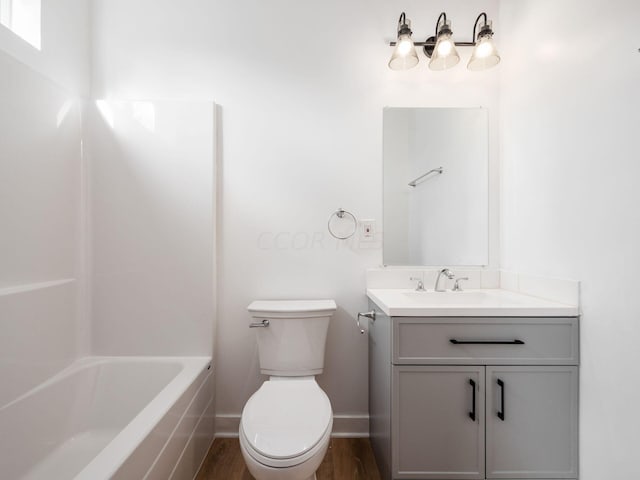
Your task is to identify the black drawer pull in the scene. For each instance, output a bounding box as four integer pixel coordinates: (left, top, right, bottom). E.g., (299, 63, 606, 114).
(497, 378, 505, 421)
(450, 339, 525, 345)
(468, 379, 476, 422)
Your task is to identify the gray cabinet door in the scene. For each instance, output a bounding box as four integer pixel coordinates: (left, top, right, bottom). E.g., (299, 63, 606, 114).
(392, 366, 485, 479)
(485, 366, 578, 479)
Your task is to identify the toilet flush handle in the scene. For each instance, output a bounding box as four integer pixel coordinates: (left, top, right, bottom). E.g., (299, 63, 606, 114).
(249, 319, 270, 328)
(357, 311, 376, 334)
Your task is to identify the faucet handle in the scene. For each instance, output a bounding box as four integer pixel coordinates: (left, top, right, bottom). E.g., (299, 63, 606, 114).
(452, 277, 469, 292)
(409, 276, 425, 291)
(441, 268, 455, 279)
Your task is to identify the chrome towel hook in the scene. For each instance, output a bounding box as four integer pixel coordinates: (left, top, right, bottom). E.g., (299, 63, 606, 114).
(357, 311, 376, 334)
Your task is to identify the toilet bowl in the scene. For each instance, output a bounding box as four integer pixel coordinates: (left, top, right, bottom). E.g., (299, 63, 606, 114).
(240, 300, 337, 480)
(240, 378, 332, 480)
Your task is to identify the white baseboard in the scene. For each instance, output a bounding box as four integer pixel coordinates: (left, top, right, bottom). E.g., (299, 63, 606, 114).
(215, 413, 369, 438)
(331, 414, 369, 437)
(215, 413, 240, 438)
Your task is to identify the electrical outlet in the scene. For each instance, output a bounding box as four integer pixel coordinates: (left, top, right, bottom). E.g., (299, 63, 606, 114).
(361, 219, 375, 239)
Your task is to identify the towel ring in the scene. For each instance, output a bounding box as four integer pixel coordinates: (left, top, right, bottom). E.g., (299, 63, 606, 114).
(328, 208, 357, 240)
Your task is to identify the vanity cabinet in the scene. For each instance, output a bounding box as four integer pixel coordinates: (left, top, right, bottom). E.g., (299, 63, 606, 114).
(368, 304, 579, 480)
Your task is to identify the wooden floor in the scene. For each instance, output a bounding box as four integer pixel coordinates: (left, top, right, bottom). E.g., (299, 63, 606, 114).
(196, 438, 381, 480)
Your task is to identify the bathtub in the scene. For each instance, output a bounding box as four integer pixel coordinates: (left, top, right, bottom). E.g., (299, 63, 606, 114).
(0, 356, 214, 480)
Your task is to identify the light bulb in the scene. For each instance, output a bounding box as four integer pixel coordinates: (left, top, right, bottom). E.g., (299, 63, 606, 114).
(388, 17, 419, 71)
(397, 36, 414, 55)
(429, 29, 460, 71)
(468, 17, 500, 71)
(475, 39, 494, 58)
(437, 38, 454, 56)
(468, 33, 500, 71)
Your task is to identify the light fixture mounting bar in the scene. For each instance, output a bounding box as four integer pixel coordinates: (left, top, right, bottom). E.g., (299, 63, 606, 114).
(389, 41, 475, 47)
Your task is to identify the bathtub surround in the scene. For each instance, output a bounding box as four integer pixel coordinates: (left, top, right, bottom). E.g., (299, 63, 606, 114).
(1, 7, 218, 476)
(0, 0, 90, 406)
(86, 100, 216, 356)
(0, 60, 217, 480)
(0, 50, 83, 404)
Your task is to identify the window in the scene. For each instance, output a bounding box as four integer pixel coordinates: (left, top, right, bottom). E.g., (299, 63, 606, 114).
(0, 0, 41, 49)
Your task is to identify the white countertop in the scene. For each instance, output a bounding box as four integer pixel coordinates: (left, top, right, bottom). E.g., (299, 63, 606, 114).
(367, 288, 579, 317)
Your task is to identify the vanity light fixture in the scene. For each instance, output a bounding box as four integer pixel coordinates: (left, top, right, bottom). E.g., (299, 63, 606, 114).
(388, 11, 501, 72)
(427, 13, 460, 70)
(468, 13, 501, 71)
(388, 12, 419, 71)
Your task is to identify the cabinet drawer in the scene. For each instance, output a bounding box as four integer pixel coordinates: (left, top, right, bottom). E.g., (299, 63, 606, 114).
(393, 317, 579, 365)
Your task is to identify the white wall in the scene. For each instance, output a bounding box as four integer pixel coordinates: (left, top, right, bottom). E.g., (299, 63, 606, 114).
(90, 0, 500, 431)
(86, 100, 216, 355)
(0, 0, 90, 95)
(499, 1, 640, 478)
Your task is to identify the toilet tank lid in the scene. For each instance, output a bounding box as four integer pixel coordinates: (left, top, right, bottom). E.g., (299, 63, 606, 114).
(247, 299, 337, 315)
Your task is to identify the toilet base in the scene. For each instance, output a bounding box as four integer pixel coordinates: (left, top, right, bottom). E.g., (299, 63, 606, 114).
(241, 448, 322, 480)
(239, 425, 330, 480)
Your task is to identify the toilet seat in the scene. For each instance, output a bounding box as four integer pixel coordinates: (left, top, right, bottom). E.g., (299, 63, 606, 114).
(240, 378, 332, 468)
(240, 418, 332, 469)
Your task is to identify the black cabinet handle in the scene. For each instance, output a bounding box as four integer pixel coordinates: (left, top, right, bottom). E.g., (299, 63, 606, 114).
(497, 379, 505, 421)
(468, 379, 476, 421)
(450, 339, 525, 345)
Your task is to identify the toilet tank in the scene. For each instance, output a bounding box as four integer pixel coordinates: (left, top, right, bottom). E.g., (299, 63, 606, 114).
(247, 300, 337, 376)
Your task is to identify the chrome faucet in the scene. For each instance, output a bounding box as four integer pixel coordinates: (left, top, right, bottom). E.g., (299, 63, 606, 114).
(410, 277, 425, 291)
(434, 268, 455, 292)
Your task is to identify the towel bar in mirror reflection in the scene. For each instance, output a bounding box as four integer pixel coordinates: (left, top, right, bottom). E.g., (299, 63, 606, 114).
(408, 166, 444, 187)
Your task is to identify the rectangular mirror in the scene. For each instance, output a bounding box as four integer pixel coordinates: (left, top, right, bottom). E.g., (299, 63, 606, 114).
(383, 107, 489, 266)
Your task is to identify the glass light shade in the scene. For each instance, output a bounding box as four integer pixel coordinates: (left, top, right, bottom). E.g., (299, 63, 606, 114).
(388, 33, 419, 70)
(468, 34, 500, 70)
(428, 32, 460, 70)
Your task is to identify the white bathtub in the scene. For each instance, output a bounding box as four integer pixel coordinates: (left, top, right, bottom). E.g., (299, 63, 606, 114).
(0, 356, 214, 480)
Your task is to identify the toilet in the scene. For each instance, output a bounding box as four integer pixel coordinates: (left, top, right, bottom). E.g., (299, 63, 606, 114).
(240, 299, 337, 480)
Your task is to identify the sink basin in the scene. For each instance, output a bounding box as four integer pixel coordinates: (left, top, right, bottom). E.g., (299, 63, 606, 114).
(402, 291, 495, 304)
(367, 288, 579, 317)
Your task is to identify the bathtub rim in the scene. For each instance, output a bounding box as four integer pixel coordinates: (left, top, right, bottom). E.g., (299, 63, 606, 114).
(7, 355, 212, 480)
(72, 355, 212, 480)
